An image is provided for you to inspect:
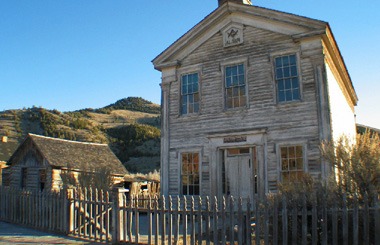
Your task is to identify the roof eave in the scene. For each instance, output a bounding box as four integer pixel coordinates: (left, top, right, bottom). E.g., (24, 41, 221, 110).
(152, 2, 328, 70)
(322, 25, 358, 106)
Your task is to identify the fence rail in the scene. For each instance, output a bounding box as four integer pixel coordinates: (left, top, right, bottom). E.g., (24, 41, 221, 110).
(0, 186, 379, 244)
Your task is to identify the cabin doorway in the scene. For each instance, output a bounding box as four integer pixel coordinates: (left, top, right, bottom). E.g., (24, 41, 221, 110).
(222, 147, 257, 202)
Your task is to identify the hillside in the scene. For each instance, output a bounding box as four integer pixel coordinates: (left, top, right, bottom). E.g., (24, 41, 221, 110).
(0, 97, 161, 173)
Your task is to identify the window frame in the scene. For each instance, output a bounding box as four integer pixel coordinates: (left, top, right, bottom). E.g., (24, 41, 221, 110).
(179, 150, 202, 196)
(178, 65, 202, 116)
(221, 58, 249, 110)
(277, 142, 308, 183)
(272, 52, 302, 104)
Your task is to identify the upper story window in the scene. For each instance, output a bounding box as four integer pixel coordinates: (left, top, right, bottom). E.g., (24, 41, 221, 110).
(181, 152, 200, 195)
(275, 54, 300, 102)
(225, 64, 246, 109)
(181, 73, 199, 115)
(280, 145, 304, 182)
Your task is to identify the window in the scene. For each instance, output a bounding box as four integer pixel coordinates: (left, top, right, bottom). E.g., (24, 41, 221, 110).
(181, 152, 200, 195)
(275, 54, 300, 102)
(21, 167, 27, 188)
(280, 145, 304, 182)
(181, 73, 199, 114)
(225, 64, 246, 108)
(39, 169, 46, 191)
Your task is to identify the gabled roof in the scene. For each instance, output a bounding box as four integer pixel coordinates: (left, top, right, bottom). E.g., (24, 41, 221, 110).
(8, 134, 128, 176)
(152, 2, 327, 70)
(152, 1, 357, 107)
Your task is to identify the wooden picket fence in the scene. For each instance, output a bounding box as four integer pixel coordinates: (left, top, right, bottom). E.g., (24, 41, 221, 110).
(0, 186, 68, 233)
(0, 185, 379, 244)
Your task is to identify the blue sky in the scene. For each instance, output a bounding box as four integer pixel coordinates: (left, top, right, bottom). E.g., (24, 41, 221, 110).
(0, 1, 379, 128)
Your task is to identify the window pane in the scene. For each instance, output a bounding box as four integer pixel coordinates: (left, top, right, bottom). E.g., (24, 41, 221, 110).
(278, 80, 284, 91)
(296, 146, 303, 157)
(182, 84, 187, 94)
(240, 86, 246, 97)
(231, 66, 237, 76)
(283, 67, 290, 77)
(296, 158, 303, 169)
(285, 79, 291, 89)
(238, 75, 245, 85)
(275, 57, 282, 67)
(289, 146, 295, 158)
(226, 77, 232, 87)
(289, 55, 296, 65)
(232, 75, 239, 86)
(193, 103, 199, 113)
(233, 97, 240, 107)
(292, 78, 299, 89)
(282, 56, 289, 66)
(286, 90, 293, 101)
(238, 64, 244, 73)
(276, 68, 283, 79)
(282, 159, 289, 170)
(293, 89, 300, 100)
(226, 67, 232, 76)
(279, 91, 285, 102)
(240, 96, 246, 107)
(291, 66, 298, 76)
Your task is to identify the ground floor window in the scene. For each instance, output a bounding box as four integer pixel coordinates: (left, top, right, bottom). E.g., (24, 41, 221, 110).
(181, 152, 200, 195)
(280, 145, 304, 182)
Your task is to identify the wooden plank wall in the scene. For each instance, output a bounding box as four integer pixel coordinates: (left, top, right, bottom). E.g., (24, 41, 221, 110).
(164, 23, 326, 195)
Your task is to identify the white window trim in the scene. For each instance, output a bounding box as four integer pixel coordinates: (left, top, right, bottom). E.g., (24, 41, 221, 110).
(178, 148, 202, 196)
(220, 57, 249, 110)
(276, 141, 308, 183)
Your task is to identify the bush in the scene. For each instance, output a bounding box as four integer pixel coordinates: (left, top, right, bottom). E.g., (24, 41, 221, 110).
(321, 131, 380, 202)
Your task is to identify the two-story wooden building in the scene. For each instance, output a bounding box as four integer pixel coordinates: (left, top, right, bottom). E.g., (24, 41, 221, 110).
(153, 0, 358, 200)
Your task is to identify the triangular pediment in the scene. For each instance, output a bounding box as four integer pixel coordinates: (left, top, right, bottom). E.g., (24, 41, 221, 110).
(153, 3, 327, 70)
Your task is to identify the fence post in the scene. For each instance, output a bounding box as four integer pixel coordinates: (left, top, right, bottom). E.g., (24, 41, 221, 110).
(112, 187, 122, 244)
(65, 189, 75, 234)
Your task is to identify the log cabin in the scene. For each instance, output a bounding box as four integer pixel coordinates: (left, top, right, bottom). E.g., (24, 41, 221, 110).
(2, 133, 128, 192)
(152, 0, 358, 201)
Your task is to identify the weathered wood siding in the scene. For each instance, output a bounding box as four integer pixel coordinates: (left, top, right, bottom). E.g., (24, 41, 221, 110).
(165, 24, 326, 195)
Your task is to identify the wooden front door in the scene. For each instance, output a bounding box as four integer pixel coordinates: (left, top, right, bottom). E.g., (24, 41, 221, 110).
(224, 148, 255, 201)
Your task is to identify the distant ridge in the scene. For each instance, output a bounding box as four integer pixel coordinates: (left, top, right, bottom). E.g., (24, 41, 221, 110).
(0, 97, 161, 173)
(99, 97, 160, 114)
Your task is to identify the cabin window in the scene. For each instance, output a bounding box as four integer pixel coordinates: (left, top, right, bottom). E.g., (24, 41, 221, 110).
(39, 169, 46, 191)
(181, 73, 199, 114)
(181, 152, 200, 195)
(275, 54, 300, 102)
(280, 145, 304, 182)
(225, 64, 246, 108)
(21, 167, 27, 189)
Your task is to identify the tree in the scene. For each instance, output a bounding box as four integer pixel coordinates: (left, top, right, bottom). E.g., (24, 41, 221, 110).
(321, 131, 380, 200)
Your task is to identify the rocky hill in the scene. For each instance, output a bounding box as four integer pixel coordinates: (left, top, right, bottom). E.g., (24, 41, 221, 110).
(0, 97, 160, 174)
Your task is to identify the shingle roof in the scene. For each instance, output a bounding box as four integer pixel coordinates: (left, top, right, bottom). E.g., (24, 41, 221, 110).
(24, 134, 127, 176)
